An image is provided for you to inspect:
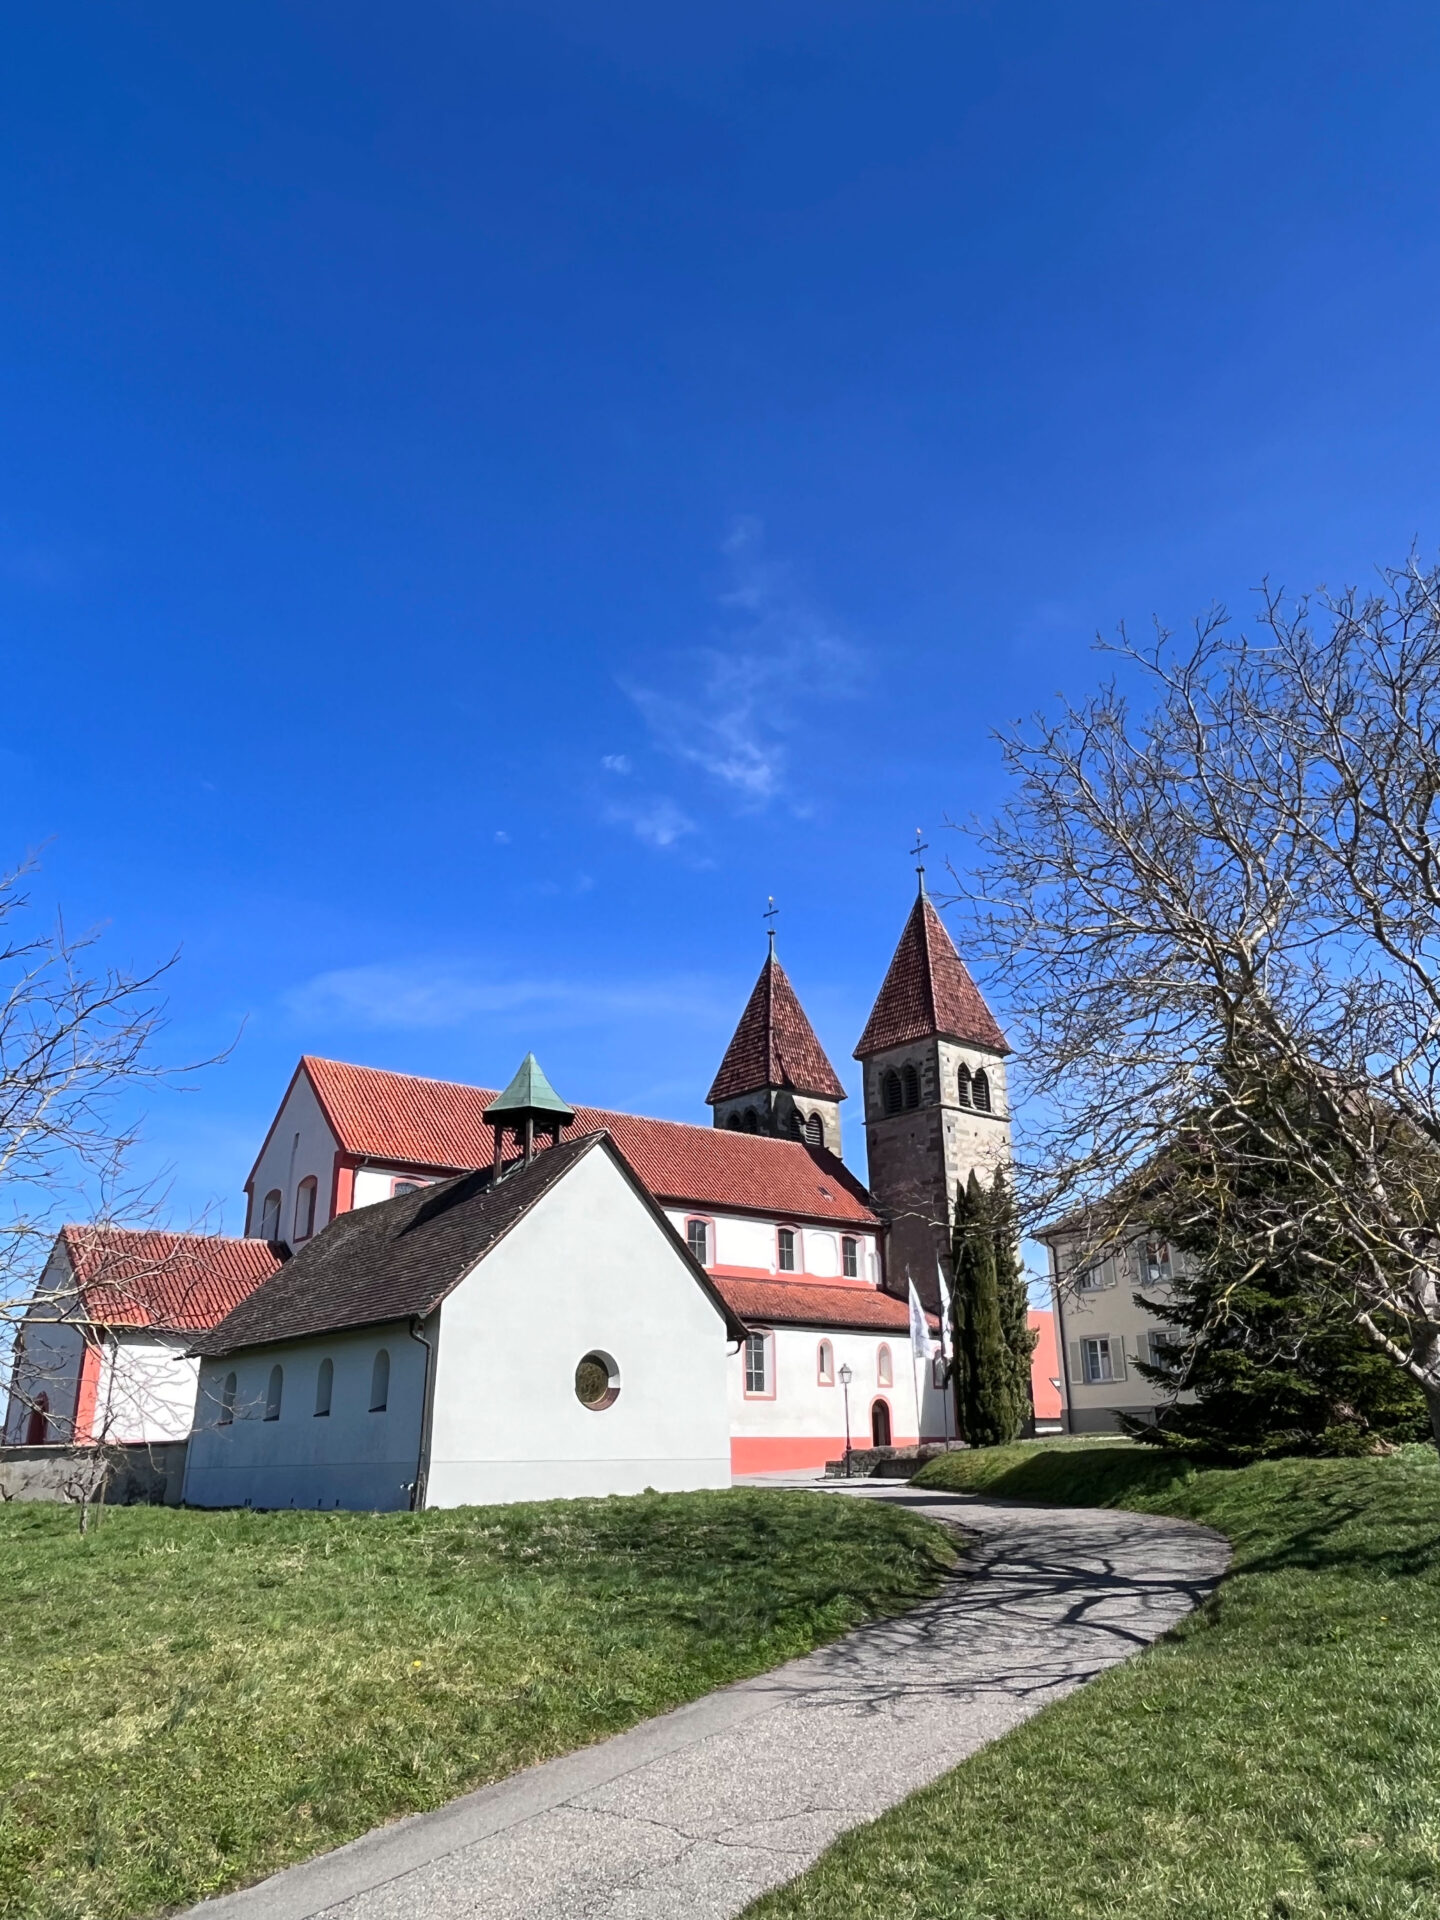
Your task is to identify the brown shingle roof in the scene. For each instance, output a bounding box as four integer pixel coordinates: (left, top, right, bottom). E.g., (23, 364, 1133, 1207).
(60, 1227, 286, 1333)
(705, 953, 846, 1104)
(296, 1057, 877, 1227)
(200, 1133, 746, 1356)
(854, 892, 1008, 1058)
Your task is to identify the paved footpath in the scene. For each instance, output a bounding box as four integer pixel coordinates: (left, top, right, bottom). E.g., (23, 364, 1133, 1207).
(189, 1480, 1229, 1920)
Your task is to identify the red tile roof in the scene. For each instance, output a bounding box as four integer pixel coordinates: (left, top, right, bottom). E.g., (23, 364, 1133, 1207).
(59, 1227, 286, 1333)
(301, 1057, 879, 1227)
(714, 1276, 938, 1334)
(854, 892, 1008, 1057)
(705, 953, 846, 1104)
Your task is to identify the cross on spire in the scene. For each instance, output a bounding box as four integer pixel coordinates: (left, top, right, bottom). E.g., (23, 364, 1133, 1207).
(763, 894, 779, 954)
(910, 829, 929, 895)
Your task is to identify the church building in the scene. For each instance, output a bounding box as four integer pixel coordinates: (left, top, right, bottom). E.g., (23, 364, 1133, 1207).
(6, 881, 1032, 1501)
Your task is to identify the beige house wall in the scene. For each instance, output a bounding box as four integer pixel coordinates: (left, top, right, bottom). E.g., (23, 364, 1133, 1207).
(1044, 1231, 1188, 1435)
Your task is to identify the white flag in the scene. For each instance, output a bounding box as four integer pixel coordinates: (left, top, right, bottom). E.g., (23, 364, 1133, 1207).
(907, 1278, 930, 1363)
(936, 1260, 953, 1363)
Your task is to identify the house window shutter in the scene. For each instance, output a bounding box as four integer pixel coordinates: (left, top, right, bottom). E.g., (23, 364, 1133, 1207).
(1111, 1341, 1128, 1381)
(1070, 1342, 1086, 1384)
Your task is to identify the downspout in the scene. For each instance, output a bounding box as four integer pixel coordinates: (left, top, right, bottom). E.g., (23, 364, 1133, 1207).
(408, 1314, 437, 1512)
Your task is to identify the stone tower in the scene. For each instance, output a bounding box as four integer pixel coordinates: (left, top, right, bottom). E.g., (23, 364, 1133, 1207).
(854, 882, 1011, 1309)
(707, 943, 847, 1155)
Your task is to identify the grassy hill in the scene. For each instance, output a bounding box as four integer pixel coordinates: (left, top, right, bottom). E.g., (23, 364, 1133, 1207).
(749, 1440, 1440, 1920)
(0, 1488, 954, 1920)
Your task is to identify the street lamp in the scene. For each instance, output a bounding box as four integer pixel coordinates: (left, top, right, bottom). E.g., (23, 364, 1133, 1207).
(838, 1362, 853, 1478)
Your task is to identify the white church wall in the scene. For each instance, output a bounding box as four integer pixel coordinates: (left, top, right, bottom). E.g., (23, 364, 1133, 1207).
(729, 1325, 928, 1473)
(352, 1166, 437, 1209)
(183, 1320, 425, 1511)
(94, 1334, 199, 1444)
(426, 1148, 733, 1507)
(660, 1207, 880, 1282)
(244, 1070, 339, 1245)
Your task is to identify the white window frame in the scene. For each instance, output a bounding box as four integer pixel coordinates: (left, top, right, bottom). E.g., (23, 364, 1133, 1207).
(1080, 1337, 1115, 1384)
(744, 1330, 774, 1397)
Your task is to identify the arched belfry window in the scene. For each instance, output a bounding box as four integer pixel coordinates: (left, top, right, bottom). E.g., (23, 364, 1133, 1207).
(881, 1071, 902, 1115)
(787, 1110, 803, 1140)
(260, 1189, 282, 1239)
(805, 1112, 824, 1147)
(726, 1113, 742, 1130)
(742, 1108, 759, 1133)
(901, 1065, 920, 1110)
(972, 1069, 992, 1113)
(956, 1065, 973, 1107)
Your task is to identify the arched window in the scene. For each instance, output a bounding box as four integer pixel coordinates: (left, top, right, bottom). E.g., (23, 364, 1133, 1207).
(294, 1177, 318, 1241)
(726, 1113, 742, 1130)
(264, 1365, 283, 1421)
(956, 1064, 972, 1107)
(686, 1218, 710, 1266)
(260, 1189, 282, 1239)
(777, 1226, 797, 1272)
(901, 1064, 920, 1110)
(370, 1349, 390, 1413)
(817, 1340, 835, 1385)
(881, 1071, 902, 1115)
(742, 1108, 759, 1133)
(805, 1112, 824, 1147)
(24, 1394, 48, 1446)
(314, 1357, 333, 1417)
(870, 1399, 892, 1447)
(877, 1343, 893, 1387)
(972, 1069, 992, 1112)
(219, 1372, 237, 1425)
(842, 1235, 858, 1278)
(931, 1351, 947, 1389)
(786, 1109, 803, 1139)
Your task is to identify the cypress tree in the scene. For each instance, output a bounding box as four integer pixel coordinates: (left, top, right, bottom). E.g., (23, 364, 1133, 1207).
(990, 1168, 1037, 1437)
(951, 1170, 1013, 1446)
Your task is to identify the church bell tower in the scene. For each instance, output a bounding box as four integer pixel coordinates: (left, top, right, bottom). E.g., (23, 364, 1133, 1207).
(707, 936, 847, 1155)
(854, 877, 1012, 1309)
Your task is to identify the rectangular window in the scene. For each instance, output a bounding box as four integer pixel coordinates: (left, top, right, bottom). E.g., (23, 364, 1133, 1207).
(687, 1218, 709, 1266)
(1143, 1329, 1178, 1374)
(1075, 1256, 1116, 1292)
(777, 1227, 796, 1272)
(842, 1236, 858, 1279)
(744, 1331, 770, 1395)
(1080, 1337, 1115, 1384)
(1139, 1238, 1174, 1287)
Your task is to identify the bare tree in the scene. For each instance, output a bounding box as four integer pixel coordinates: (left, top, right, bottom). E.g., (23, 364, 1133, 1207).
(0, 856, 212, 1520)
(956, 557, 1440, 1453)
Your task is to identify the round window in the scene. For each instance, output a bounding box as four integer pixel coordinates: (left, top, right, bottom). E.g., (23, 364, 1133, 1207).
(575, 1350, 620, 1412)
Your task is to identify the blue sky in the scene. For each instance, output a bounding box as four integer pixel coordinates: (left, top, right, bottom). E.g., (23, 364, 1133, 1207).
(5, 1, 1440, 1229)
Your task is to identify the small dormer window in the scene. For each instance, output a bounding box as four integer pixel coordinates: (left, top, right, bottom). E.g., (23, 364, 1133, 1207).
(972, 1069, 992, 1112)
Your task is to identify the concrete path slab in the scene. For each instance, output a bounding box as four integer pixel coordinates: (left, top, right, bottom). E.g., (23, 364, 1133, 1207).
(186, 1480, 1229, 1920)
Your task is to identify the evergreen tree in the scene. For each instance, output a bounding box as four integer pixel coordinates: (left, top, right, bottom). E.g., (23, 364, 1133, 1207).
(990, 1168, 1037, 1436)
(951, 1170, 1015, 1446)
(1128, 1106, 1430, 1459)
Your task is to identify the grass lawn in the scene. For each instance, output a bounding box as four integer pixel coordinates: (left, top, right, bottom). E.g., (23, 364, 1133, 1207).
(0, 1488, 954, 1920)
(747, 1440, 1440, 1920)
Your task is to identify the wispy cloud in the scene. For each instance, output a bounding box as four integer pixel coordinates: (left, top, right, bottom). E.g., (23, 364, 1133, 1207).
(285, 960, 727, 1034)
(601, 753, 632, 774)
(602, 796, 696, 848)
(623, 518, 864, 811)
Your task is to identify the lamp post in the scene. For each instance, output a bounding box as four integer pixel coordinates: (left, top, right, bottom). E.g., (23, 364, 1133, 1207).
(839, 1362, 853, 1478)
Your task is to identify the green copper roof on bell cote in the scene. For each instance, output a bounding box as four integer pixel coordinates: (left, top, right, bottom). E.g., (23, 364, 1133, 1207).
(484, 1052, 576, 1123)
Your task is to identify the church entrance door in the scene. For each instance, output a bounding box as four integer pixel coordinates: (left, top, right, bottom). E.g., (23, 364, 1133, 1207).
(870, 1399, 891, 1447)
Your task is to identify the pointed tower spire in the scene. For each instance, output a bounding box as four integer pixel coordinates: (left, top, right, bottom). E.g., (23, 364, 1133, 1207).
(855, 894, 1008, 1058)
(706, 947, 846, 1153)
